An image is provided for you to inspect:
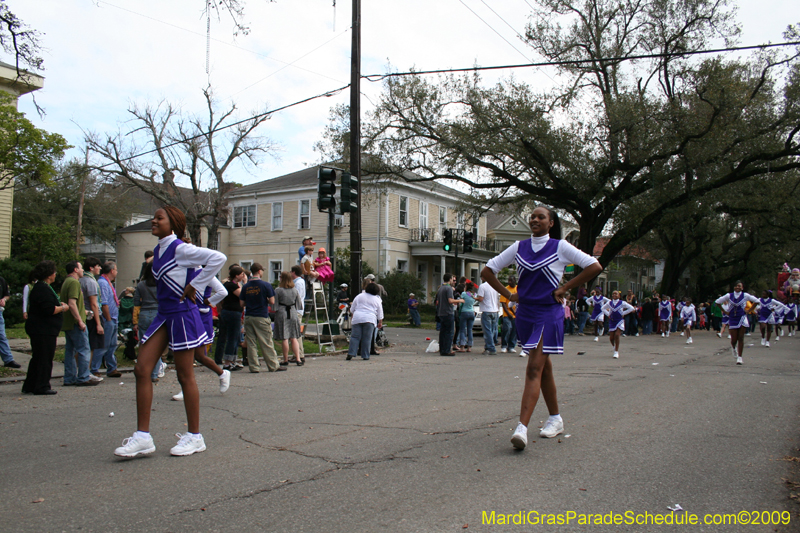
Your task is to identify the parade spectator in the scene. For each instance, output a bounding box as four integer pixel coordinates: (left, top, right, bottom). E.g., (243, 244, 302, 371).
(457, 284, 476, 352)
(408, 293, 421, 327)
(476, 274, 499, 354)
(298, 236, 314, 263)
(61, 261, 102, 387)
(314, 248, 334, 283)
(217, 265, 246, 370)
(241, 263, 282, 373)
(0, 273, 20, 368)
(337, 283, 350, 305)
(22, 261, 69, 395)
(640, 297, 655, 335)
(137, 250, 154, 281)
(575, 287, 589, 335)
(290, 266, 307, 363)
(81, 257, 105, 359)
(436, 274, 463, 356)
(301, 246, 319, 281)
(347, 282, 384, 360)
(92, 262, 121, 378)
(500, 275, 518, 353)
(624, 290, 639, 336)
(274, 272, 304, 367)
(133, 263, 163, 381)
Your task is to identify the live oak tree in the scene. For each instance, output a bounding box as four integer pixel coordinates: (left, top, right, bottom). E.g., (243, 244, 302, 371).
(86, 86, 278, 249)
(367, 0, 800, 272)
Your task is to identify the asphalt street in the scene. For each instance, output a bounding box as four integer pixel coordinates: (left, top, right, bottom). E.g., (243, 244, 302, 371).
(1, 328, 798, 532)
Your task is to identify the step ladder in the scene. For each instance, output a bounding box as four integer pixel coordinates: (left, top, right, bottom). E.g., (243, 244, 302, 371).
(310, 281, 334, 352)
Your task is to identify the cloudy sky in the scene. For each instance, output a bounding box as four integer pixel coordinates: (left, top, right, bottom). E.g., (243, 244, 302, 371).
(12, 0, 797, 187)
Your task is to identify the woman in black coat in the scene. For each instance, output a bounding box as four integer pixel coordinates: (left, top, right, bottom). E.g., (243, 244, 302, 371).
(22, 261, 69, 395)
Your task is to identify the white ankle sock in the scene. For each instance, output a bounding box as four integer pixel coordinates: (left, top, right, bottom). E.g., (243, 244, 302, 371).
(134, 431, 150, 438)
(548, 414, 562, 422)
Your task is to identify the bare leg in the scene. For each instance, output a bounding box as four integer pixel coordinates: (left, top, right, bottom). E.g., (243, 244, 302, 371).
(614, 330, 621, 350)
(686, 326, 691, 339)
(760, 323, 766, 339)
(281, 340, 289, 362)
(134, 327, 169, 432)
(540, 356, 559, 416)
(518, 342, 549, 427)
(766, 325, 772, 342)
(175, 348, 200, 434)
(193, 344, 223, 376)
(608, 330, 615, 348)
(290, 338, 300, 359)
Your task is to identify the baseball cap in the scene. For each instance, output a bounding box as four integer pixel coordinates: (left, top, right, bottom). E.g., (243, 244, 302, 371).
(365, 274, 376, 280)
(340, 283, 348, 288)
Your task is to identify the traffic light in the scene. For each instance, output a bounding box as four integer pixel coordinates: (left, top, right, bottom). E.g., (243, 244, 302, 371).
(443, 229, 453, 253)
(463, 230, 474, 253)
(317, 168, 337, 211)
(339, 172, 358, 213)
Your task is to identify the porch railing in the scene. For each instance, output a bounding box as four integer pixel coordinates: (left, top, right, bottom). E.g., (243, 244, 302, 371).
(409, 228, 514, 253)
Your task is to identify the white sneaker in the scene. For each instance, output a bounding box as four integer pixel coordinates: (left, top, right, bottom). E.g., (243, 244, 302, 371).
(87, 374, 104, 383)
(114, 432, 156, 457)
(511, 423, 528, 450)
(157, 361, 166, 378)
(686, 338, 692, 344)
(219, 369, 231, 393)
(736, 356, 743, 365)
(613, 351, 619, 359)
(594, 336, 599, 342)
(731, 347, 737, 360)
(716, 332, 721, 338)
(727, 334, 731, 339)
(760, 338, 765, 346)
(745, 332, 751, 336)
(519, 350, 527, 357)
(666, 332, 670, 337)
(635, 333, 639, 337)
(508, 347, 516, 353)
(775, 336, 780, 341)
(172, 391, 184, 401)
(500, 348, 507, 353)
(170, 433, 206, 456)
(661, 332, 665, 338)
(680, 331, 684, 336)
(539, 417, 564, 438)
(765, 341, 770, 348)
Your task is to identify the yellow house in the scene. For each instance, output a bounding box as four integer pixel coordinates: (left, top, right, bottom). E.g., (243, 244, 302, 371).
(0, 61, 44, 259)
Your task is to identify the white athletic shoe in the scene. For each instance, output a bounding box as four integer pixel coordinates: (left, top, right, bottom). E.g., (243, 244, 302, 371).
(508, 347, 516, 353)
(500, 348, 507, 353)
(686, 338, 692, 344)
(775, 336, 780, 341)
(731, 347, 737, 360)
(760, 338, 765, 346)
(613, 351, 619, 359)
(635, 333, 639, 337)
(661, 332, 665, 338)
(666, 332, 670, 337)
(157, 361, 166, 378)
(736, 356, 743, 365)
(114, 432, 156, 458)
(170, 433, 206, 456)
(680, 331, 684, 336)
(727, 334, 731, 339)
(594, 336, 599, 342)
(716, 332, 721, 338)
(539, 417, 564, 438)
(172, 391, 184, 401)
(510, 423, 528, 450)
(745, 332, 751, 336)
(765, 341, 770, 348)
(219, 369, 231, 393)
(519, 350, 528, 357)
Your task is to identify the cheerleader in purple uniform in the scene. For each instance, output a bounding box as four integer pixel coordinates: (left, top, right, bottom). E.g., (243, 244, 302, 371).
(719, 301, 731, 339)
(756, 290, 788, 348)
(115, 207, 226, 458)
(680, 298, 697, 344)
(784, 298, 797, 337)
(601, 291, 635, 359)
(589, 290, 610, 342)
(715, 281, 760, 365)
(172, 268, 229, 402)
(658, 294, 672, 337)
(481, 207, 602, 450)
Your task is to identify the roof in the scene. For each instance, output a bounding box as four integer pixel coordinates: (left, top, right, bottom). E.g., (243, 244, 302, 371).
(593, 237, 659, 263)
(117, 219, 153, 234)
(226, 164, 479, 203)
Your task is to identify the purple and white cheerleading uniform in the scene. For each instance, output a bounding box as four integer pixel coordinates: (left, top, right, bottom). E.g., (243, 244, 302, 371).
(756, 298, 788, 325)
(141, 234, 226, 351)
(487, 235, 598, 354)
(721, 302, 731, 325)
(602, 299, 635, 332)
(590, 294, 610, 322)
(194, 269, 227, 343)
(785, 303, 797, 323)
(658, 300, 672, 322)
(680, 304, 697, 328)
(715, 291, 759, 330)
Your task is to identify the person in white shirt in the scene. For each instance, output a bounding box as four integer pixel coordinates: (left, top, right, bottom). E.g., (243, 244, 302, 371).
(680, 298, 697, 344)
(290, 266, 306, 362)
(715, 281, 761, 364)
(601, 291, 636, 358)
(475, 275, 500, 354)
(347, 283, 384, 360)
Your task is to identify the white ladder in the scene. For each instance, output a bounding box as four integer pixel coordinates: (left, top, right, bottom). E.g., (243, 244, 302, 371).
(310, 281, 334, 351)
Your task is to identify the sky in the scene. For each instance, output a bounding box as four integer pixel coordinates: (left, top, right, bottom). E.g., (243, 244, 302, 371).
(11, 0, 799, 188)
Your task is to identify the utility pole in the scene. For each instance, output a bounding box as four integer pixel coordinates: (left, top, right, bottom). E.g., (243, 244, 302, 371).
(76, 150, 89, 257)
(348, 0, 362, 300)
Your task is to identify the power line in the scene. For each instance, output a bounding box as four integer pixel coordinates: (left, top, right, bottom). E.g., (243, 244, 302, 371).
(363, 41, 800, 81)
(457, 0, 532, 63)
(96, 0, 349, 86)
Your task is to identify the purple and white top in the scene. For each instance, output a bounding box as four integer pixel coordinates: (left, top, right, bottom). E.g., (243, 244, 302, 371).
(602, 299, 635, 329)
(785, 303, 797, 322)
(756, 297, 788, 324)
(715, 291, 759, 328)
(590, 294, 610, 321)
(152, 234, 226, 314)
(193, 268, 227, 315)
(486, 235, 598, 304)
(680, 304, 696, 325)
(658, 300, 672, 321)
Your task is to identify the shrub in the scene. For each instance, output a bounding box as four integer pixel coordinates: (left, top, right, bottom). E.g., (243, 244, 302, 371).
(378, 269, 426, 315)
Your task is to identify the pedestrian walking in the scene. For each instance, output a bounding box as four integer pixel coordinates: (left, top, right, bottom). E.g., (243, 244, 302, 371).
(114, 206, 226, 458)
(482, 206, 602, 450)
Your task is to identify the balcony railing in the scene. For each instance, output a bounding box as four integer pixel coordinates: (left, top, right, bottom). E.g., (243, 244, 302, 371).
(409, 228, 514, 253)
